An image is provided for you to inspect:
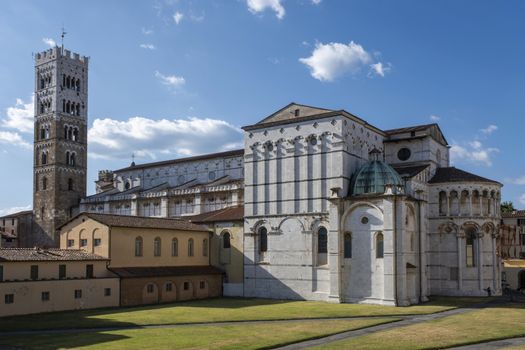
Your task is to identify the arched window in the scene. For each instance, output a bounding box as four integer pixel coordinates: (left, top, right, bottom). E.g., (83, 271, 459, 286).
(188, 238, 194, 257)
(40, 127, 46, 140)
(70, 153, 76, 166)
(171, 238, 178, 257)
(466, 232, 476, 267)
(42, 177, 47, 191)
(259, 227, 268, 252)
(376, 232, 384, 258)
(318, 227, 328, 254)
(66, 151, 70, 165)
(344, 232, 352, 258)
(135, 236, 143, 257)
(223, 232, 231, 249)
(154, 237, 161, 257)
(41, 151, 47, 165)
(125, 181, 131, 190)
(203, 239, 208, 257)
(68, 178, 73, 191)
(73, 128, 79, 141)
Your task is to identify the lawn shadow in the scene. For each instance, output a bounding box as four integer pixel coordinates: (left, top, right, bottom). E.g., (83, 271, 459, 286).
(0, 332, 130, 350)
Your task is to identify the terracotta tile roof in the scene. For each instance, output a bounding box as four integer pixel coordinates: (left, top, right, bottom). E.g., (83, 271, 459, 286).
(68, 213, 210, 232)
(502, 210, 525, 218)
(0, 210, 33, 219)
(109, 265, 223, 278)
(392, 164, 429, 178)
(428, 167, 500, 185)
(0, 248, 108, 262)
(188, 206, 244, 223)
(114, 149, 244, 172)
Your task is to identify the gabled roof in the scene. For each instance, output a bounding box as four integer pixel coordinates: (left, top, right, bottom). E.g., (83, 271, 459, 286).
(188, 206, 244, 223)
(242, 102, 385, 134)
(61, 213, 210, 232)
(385, 123, 449, 146)
(109, 265, 223, 278)
(392, 164, 429, 178)
(254, 102, 334, 125)
(114, 149, 244, 173)
(428, 167, 501, 185)
(0, 248, 108, 262)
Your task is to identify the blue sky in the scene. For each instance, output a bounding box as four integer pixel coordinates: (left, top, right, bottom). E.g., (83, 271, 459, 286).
(0, 0, 524, 214)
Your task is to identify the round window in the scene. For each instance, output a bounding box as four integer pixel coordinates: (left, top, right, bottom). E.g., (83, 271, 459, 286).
(178, 175, 186, 184)
(310, 137, 317, 146)
(397, 148, 411, 161)
(266, 143, 274, 152)
(209, 171, 216, 181)
(361, 216, 369, 224)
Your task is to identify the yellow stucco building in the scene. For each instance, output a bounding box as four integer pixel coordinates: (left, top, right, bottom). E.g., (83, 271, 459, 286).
(0, 248, 119, 317)
(59, 213, 223, 306)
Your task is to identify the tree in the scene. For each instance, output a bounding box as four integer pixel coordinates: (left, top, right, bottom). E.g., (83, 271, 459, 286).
(501, 201, 515, 213)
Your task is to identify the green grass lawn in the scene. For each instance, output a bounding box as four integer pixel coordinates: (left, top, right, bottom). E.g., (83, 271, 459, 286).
(315, 303, 525, 350)
(0, 318, 399, 350)
(0, 296, 490, 332)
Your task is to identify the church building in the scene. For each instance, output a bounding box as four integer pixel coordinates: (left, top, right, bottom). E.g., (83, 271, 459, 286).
(22, 46, 504, 306)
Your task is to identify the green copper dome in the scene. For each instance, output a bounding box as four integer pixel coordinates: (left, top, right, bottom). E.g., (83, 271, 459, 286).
(351, 157, 404, 196)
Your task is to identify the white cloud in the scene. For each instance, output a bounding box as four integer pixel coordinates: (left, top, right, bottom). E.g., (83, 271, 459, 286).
(450, 142, 499, 167)
(300, 41, 389, 81)
(369, 62, 391, 77)
(0, 131, 31, 149)
(88, 116, 243, 160)
(520, 194, 525, 205)
(173, 11, 184, 24)
(430, 115, 440, 122)
(142, 28, 154, 35)
(2, 96, 34, 133)
(42, 38, 56, 47)
(506, 176, 525, 185)
(154, 71, 185, 87)
(312, 0, 322, 4)
(0, 205, 31, 217)
(247, 0, 285, 19)
(480, 124, 498, 135)
(140, 43, 156, 50)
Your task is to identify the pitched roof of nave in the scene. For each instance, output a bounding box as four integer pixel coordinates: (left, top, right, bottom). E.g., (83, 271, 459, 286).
(0, 248, 108, 262)
(187, 205, 244, 223)
(428, 167, 501, 185)
(243, 102, 384, 134)
(109, 265, 223, 278)
(0, 210, 33, 219)
(384, 123, 448, 146)
(114, 149, 244, 173)
(64, 213, 210, 232)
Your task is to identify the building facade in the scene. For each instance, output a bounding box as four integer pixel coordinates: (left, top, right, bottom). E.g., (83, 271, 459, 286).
(33, 47, 88, 247)
(0, 210, 33, 248)
(23, 46, 503, 306)
(59, 213, 223, 306)
(499, 211, 525, 290)
(0, 248, 119, 317)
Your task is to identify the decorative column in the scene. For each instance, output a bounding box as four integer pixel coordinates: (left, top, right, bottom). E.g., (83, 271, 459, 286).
(457, 230, 465, 291)
(477, 232, 484, 292)
(492, 232, 498, 291)
(479, 194, 483, 217)
(327, 197, 342, 303)
(468, 192, 473, 217)
(194, 192, 202, 215)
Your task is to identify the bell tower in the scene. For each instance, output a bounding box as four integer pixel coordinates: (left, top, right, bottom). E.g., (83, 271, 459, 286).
(33, 46, 88, 246)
